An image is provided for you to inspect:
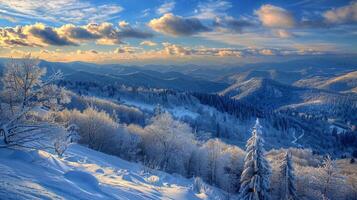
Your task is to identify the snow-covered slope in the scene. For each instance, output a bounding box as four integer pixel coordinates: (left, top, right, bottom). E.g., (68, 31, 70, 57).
(219, 77, 357, 113)
(0, 144, 226, 200)
(317, 71, 357, 93)
(295, 71, 357, 93)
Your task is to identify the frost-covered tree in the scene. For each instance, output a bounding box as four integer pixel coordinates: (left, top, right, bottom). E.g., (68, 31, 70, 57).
(0, 56, 70, 149)
(239, 118, 271, 200)
(315, 155, 345, 199)
(279, 151, 298, 200)
(142, 112, 196, 174)
(58, 107, 118, 151)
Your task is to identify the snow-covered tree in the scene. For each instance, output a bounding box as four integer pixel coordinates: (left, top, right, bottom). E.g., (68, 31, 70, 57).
(314, 155, 345, 199)
(279, 151, 298, 200)
(0, 56, 70, 149)
(142, 112, 196, 174)
(239, 118, 271, 200)
(59, 107, 118, 151)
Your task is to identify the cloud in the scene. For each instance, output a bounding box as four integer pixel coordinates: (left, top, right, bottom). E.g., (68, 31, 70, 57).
(161, 42, 242, 57)
(213, 16, 254, 32)
(118, 26, 154, 39)
(162, 42, 191, 55)
(2, 44, 330, 65)
(141, 8, 151, 18)
(148, 13, 210, 36)
(194, 0, 232, 19)
(57, 24, 100, 40)
(140, 40, 157, 46)
(0, 22, 153, 48)
(273, 29, 294, 38)
(0, 14, 17, 22)
(119, 21, 130, 28)
(160, 43, 325, 57)
(323, 2, 357, 24)
(0, 0, 123, 23)
(81, 22, 153, 44)
(259, 49, 275, 55)
(114, 46, 138, 54)
(0, 23, 76, 47)
(157, 1, 175, 15)
(255, 4, 295, 28)
(27, 24, 77, 46)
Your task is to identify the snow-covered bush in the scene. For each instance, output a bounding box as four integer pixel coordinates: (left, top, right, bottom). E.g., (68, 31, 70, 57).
(58, 107, 118, 151)
(54, 124, 80, 157)
(56, 107, 141, 159)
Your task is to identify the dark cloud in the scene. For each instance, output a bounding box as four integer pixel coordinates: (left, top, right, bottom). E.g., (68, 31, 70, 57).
(213, 16, 254, 32)
(69, 22, 153, 45)
(149, 13, 210, 36)
(0, 22, 154, 47)
(60, 25, 100, 40)
(118, 27, 154, 39)
(28, 25, 77, 46)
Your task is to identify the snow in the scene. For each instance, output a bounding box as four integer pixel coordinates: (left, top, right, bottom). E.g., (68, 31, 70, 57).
(121, 98, 199, 119)
(168, 107, 199, 119)
(291, 130, 304, 148)
(0, 144, 226, 200)
(121, 99, 155, 112)
(329, 125, 346, 134)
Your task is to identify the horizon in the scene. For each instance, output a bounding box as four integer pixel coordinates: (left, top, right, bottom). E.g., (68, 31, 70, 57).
(1, 0, 356, 65)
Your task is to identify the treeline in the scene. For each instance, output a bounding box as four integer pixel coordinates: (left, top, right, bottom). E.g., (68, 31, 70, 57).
(191, 92, 264, 120)
(58, 79, 350, 153)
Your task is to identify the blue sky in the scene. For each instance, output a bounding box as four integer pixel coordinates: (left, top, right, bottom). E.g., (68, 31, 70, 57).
(0, 0, 356, 64)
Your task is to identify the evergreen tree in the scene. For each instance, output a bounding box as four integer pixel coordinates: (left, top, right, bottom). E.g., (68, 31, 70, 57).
(239, 118, 271, 200)
(279, 151, 298, 200)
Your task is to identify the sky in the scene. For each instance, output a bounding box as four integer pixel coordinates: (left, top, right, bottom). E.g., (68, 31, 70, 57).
(0, 0, 356, 65)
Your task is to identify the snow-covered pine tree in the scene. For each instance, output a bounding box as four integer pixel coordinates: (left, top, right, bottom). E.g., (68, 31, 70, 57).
(239, 118, 271, 200)
(279, 151, 298, 200)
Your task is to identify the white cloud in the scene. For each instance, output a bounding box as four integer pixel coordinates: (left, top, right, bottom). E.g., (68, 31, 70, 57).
(0, 0, 123, 23)
(194, 0, 232, 19)
(114, 46, 138, 54)
(119, 21, 129, 28)
(141, 8, 151, 18)
(0, 14, 17, 22)
(157, 1, 175, 15)
(140, 40, 158, 46)
(273, 29, 294, 38)
(255, 4, 295, 28)
(323, 2, 357, 24)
